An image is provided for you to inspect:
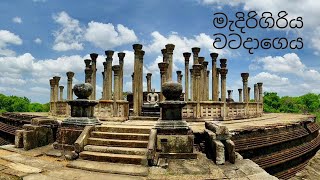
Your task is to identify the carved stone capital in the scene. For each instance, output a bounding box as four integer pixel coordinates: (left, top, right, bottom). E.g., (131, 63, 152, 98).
(118, 52, 125, 61)
(90, 53, 98, 62)
(241, 73, 249, 82)
(210, 53, 219, 61)
(84, 59, 91, 68)
(66, 71, 75, 79)
(191, 47, 200, 55)
(105, 50, 114, 59)
(220, 58, 227, 68)
(158, 62, 169, 74)
(165, 44, 175, 53)
(112, 65, 121, 76)
(133, 44, 143, 51)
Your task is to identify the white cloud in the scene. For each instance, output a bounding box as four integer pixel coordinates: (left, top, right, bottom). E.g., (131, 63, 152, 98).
(85, 22, 138, 49)
(251, 72, 290, 87)
(34, 38, 42, 44)
(33, 0, 46, 2)
(52, 11, 138, 51)
(12, 17, 22, 24)
(52, 11, 84, 51)
(0, 30, 22, 56)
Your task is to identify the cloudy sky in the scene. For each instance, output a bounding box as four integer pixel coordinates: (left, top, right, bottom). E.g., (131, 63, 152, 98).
(0, 0, 319, 103)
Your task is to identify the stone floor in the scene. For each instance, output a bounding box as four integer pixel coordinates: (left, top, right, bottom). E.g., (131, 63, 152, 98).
(0, 144, 278, 180)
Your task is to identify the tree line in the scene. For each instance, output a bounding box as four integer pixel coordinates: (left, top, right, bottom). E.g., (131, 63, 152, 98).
(0, 93, 49, 113)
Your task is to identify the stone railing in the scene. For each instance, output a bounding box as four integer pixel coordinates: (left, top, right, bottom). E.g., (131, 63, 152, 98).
(55, 101, 70, 116)
(182, 101, 263, 121)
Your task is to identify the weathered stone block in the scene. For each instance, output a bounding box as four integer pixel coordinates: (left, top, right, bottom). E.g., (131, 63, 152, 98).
(15, 130, 24, 148)
(214, 140, 225, 165)
(225, 139, 236, 164)
(157, 135, 194, 153)
(23, 130, 37, 150)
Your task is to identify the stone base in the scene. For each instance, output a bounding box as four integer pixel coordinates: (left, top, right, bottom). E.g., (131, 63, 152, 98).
(61, 117, 101, 127)
(54, 127, 83, 151)
(157, 134, 194, 153)
(154, 120, 190, 134)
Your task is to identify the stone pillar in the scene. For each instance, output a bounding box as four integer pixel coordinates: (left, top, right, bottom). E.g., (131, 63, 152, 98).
(183, 52, 191, 101)
(190, 69, 194, 101)
(118, 52, 125, 99)
(146, 73, 152, 92)
(113, 65, 121, 116)
(138, 50, 145, 115)
(102, 62, 107, 99)
(90, 53, 98, 100)
(66, 71, 74, 100)
(227, 90, 232, 100)
(165, 44, 175, 81)
(215, 68, 220, 101)
(102, 72, 105, 98)
(59, 86, 64, 101)
(238, 89, 243, 102)
(85, 62, 93, 85)
(220, 69, 228, 102)
(53, 76, 60, 103)
(206, 70, 210, 100)
(49, 79, 55, 114)
(193, 64, 202, 118)
(131, 73, 134, 93)
(133, 44, 143, 116)
(158, 62, 169, 102)
(191, 47, 200, 65)
(105, 50, 114, 100)
(211, 53, 219, 101)
(248, 87, 251, 101)
(49, 79, 54, 103)
(257, 82, 263, 102)
(202, 61, 208, 101)
(176, 71, 182, 84)
(241, 73, 249, 103)
(198, 57, 205, 100)
(254, 84, 258, 102)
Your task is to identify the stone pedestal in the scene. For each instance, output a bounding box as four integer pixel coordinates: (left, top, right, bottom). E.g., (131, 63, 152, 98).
(55, 83, 101, 151)
(183, 52, 191, 101)
(154, 81, 195, 159)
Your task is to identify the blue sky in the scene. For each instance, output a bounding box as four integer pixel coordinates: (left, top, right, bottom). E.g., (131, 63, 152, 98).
(0, 0, 319, 103)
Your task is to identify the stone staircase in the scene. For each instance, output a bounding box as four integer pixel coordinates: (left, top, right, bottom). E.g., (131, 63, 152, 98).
(79, 125, 151, 165)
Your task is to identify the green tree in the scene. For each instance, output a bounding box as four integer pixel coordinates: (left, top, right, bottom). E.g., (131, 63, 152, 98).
(263, 92, 280, 113)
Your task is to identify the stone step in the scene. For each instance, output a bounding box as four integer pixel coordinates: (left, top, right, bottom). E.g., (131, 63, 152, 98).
(84, 145, 148, 156)
(88, 138, 148, 148)
(91, 131, 150, 141)
(95, 125, 151, 134)
(79, 151, 147, 165)
(67, 160, 149, 177)
(129, 116, 159, 121)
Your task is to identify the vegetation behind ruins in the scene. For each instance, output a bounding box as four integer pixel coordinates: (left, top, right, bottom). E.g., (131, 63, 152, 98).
(0, 93, 49, 113)
(263, 92, 320, 123)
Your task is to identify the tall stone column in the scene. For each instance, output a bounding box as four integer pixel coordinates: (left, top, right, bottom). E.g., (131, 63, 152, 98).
(158, 62, 169, 102)
(206, 70, 210, 100)
(191, 47, 200, 65)
(202, 61, 208, 101)
(85, 64, 93, 85)
(53, 76, 61, 103)
(190, 69, 194, 101)
(49, 79, 55, 114)
(102, 72, 105, 99)
(165, 44, 175, 81)
(241, 73, 249, 103)
(161, 49, 168, 82)
(238, 89, 243, 102)
(183, 52, 191, 101)
(193, 64, 202, 118)
(248, 87, 251, 101)
(138, 50, 145, 115)
(105, 50, 114, 100)
(133, 44, 143, 116)
(176, 71, 182, 84)
(215, 68, 220, 101)
(49, 79, 54, 102)
(66, 71, 74, 100)
(102, 62, 107, 99)
(254, 84, 258, 102)
(211, 53, 219, 101)
(193, 65, 202, 101)
(113, 65, 121, 117)
(90, 53, 98, 100)
(146, 73, 152, 92)
(84, 59, 92, 82)
(227, 90, 233, 100)
(220, 69, 228, 102)
(131, 73, 134, 93)
(118, 52, 125, 99)
(198, 57, 205, 100)
(257, 82, 263, 102)
(59, 86, 64, 101)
